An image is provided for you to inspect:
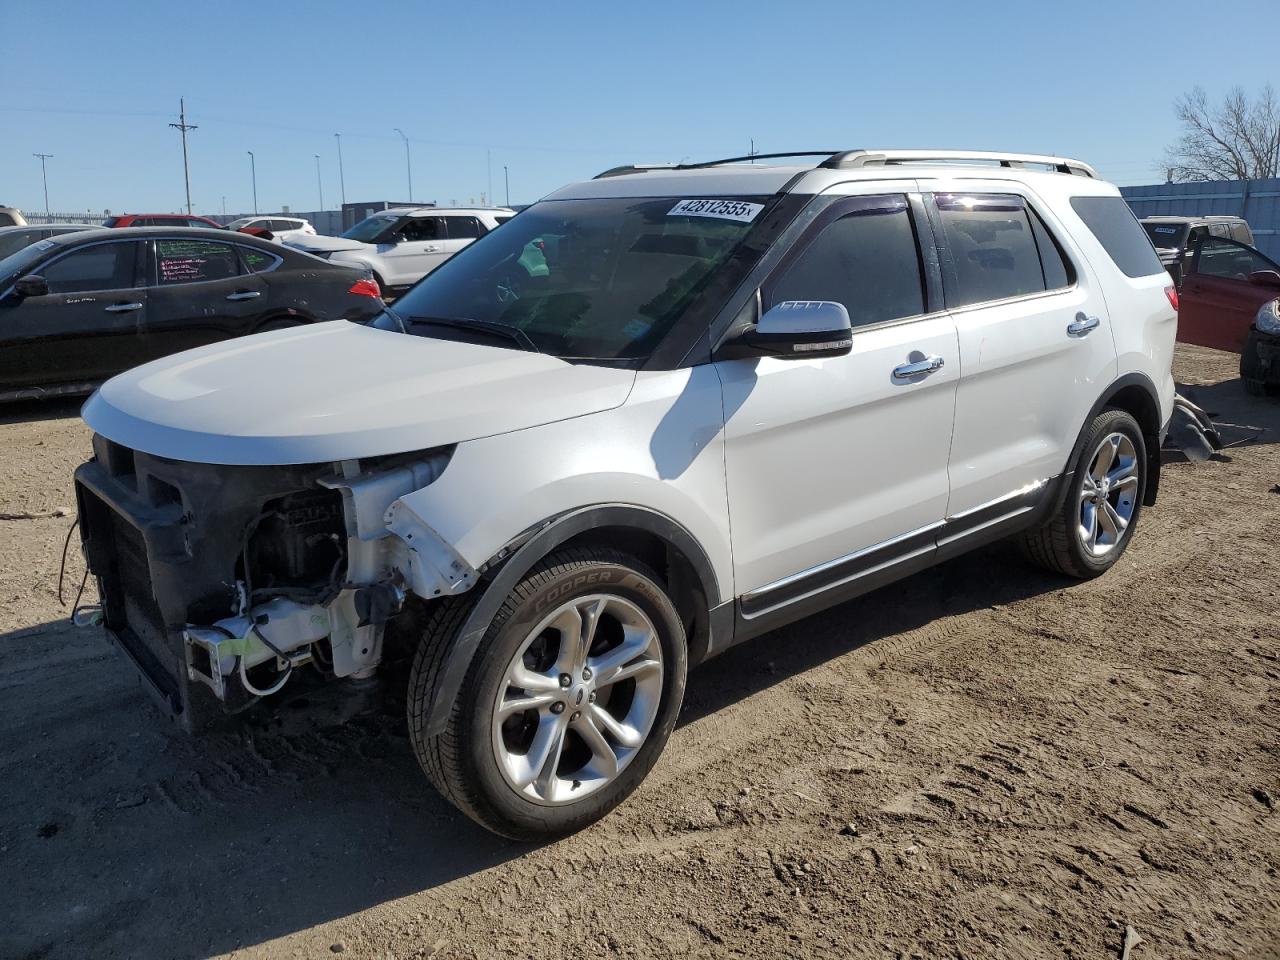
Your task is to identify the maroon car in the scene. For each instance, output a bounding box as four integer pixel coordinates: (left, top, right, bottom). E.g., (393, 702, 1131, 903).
(1177, 235, 1280, 352)
(104, 213, 225, 230)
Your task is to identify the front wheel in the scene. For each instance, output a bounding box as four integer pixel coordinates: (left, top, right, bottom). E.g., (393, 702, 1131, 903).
(409, 547, 687, 840)
(1021, 408, 1147, 579)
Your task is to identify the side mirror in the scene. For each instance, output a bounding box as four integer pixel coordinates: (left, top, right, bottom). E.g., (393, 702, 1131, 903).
(14, 274, 49, 299)
(1247, 270, 1280, 287)
(729, 300, 853, 360)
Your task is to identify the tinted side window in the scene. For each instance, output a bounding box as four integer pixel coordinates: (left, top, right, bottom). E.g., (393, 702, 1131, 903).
(42, 242, 139, 294)
(1209, 223, 1231, 239)
(1194, 237, 1279, 280)
(1028, 209, 1073, 290)
(400, 218, 442, 242)
(936, 195, 1045, 306)
(155, 239, 241, 285)
(1230, 223, 1252, 244)
(1069, 196, 1165, 278)
(768, 197, 924, 328)
(446, 216, 481, 239)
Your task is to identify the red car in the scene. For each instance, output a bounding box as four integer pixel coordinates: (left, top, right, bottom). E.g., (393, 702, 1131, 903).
(103, 213, 225, 229)
(1178, 235, 1280, 351)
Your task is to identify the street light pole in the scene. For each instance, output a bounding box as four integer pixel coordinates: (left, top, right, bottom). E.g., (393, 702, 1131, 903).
(334, 133, 346, 207)
(33, 153, 53, 217)
(394, 128, 413, 201)
(247, 151, 258, 215)
(168, 97, 198, 214)
(314, 154, 324, 210)
(504, 165, 509, 207)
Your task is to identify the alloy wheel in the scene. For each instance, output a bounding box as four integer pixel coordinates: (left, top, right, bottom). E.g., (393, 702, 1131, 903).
(492, 594, 664, 805)
(1078, 432, 1139, 557)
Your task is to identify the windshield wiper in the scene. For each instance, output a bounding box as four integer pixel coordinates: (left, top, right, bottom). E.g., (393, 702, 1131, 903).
(400, 314, 541, 353)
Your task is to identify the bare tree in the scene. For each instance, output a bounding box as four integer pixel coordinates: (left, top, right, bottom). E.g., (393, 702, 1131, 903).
(1164, 85, 1280, 182)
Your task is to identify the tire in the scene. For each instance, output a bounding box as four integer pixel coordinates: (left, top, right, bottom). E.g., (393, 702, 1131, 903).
(1021, 408, 1147, 579)
(254, 316, 303, 334)
(1240, 341, 1276, 396)
(408, 547, 688, 840)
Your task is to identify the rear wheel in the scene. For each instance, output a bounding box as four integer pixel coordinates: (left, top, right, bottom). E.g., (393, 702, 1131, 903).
(409, 547, 687, 839)
(1021, 408, 1147, 579)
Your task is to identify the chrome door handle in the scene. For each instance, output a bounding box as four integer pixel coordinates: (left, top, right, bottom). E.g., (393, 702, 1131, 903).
(893, 355, 945, 378)
(1067, 313, 1100, 337)
(225, 290, 261, 301)
(104, 302, 143, 313)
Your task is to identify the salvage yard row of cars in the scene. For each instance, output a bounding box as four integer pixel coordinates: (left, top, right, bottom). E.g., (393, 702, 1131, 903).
(0, 204, 513, 399)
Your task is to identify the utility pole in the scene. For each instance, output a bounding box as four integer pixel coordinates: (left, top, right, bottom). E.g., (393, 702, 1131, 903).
(169, 97, 197, 214)
(33, 153, 53, 217)
(247, 151, 258, 215)
(315, 154, 324, 210)
(487, 149, 493, 207)
(749, 138, 756, 163)
(504, 165, 510, 207)
(334, 133, 346, 206)
(221, 195, 226, 216)
(394, 128, 413, 201)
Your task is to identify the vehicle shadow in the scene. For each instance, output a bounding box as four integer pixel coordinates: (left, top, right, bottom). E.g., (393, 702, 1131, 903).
(0, 540, 1065, 960)
(0, 395, 85, 426)
(680, 541, 1066, 726)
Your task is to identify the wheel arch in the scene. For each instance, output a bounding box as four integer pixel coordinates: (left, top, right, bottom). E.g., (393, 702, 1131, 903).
(1073, 372, 1164, 506)
(417, 504, 720, 738)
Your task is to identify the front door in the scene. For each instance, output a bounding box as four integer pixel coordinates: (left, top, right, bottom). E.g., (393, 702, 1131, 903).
(0, 238, 147, 391)
(716, 186, 959, 612)
(1180, 236, 1280, 351)
(379, 215, 446, 287)
(916, 181, 1117, 522)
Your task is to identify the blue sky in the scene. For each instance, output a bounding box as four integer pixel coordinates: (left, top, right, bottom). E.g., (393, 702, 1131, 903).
(3, 0, 1277, 218)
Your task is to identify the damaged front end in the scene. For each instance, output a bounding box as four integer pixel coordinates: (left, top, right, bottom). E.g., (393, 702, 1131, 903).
(74, 437, 473, 731)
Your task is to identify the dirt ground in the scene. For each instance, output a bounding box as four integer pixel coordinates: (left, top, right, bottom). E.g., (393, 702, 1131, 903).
(1, 344, 1276, 960)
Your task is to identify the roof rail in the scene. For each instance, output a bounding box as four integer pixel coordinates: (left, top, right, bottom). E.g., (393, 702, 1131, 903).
(820, 149, 1098, 178)
(594, 149, 1099, 181)
(593, 152, 842, 179)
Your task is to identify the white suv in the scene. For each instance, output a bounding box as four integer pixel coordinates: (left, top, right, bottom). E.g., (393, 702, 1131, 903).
(227, 215, 317, 243)
(74, 149, 1176, 839)
(286, 206, 514, 296)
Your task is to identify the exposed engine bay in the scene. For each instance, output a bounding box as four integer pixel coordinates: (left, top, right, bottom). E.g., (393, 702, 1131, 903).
(74, 435, 474, 730)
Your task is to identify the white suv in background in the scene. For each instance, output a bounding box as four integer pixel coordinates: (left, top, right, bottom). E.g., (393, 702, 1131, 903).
(227, 216, 317, 243)
(286, 206, 514, 296)
(75, 149, 1176, 840)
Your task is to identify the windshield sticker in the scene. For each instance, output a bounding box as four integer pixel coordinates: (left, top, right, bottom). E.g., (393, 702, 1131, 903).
(1151, 226, 1179, 234)
(668, 199, 764, 223)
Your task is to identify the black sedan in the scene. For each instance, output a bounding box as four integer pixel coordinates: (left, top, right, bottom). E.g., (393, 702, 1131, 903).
(0, 227, 383, 401)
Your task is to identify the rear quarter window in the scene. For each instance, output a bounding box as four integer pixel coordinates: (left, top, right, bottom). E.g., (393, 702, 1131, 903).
(1070, 197, 1164, 279)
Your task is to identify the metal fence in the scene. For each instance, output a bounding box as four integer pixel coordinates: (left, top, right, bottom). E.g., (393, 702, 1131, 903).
(21, 212, 106, 225)
(1121, 177, 1280, 263)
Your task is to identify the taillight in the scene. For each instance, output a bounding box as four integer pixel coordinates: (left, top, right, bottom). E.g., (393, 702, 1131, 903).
(348, 278, 381, 299)
(1165, 286, 1179, 310)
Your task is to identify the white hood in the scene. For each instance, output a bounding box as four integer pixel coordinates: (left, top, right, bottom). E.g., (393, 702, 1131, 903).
(82, 322, 637, 465)
(286, 234, 369, 254)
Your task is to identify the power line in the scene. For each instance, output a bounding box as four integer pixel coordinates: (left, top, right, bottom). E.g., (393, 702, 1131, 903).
(168, 97, 197, 214)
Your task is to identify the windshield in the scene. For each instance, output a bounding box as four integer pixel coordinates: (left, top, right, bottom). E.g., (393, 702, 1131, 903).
(374, 196, 775, 360)
(0, 238, 55, 286)
(342, 215, 397, 243)
(0, 231, 38, 260)
(1142, 222, 1188, 249)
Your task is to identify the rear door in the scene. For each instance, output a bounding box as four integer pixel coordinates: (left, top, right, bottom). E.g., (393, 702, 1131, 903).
(916, 178, 1117, 524)
(1181, 237, 1280, 351)
(441, 215, 484, 268)
(0, 238, 147, 389)
(379, 215, 445, 287)
(141, 237, 269, 358)
(717, 184, 960, 609)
